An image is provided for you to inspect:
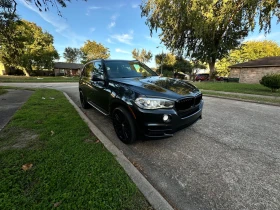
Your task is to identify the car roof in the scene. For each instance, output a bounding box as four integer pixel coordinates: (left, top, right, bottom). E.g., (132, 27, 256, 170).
(103, 59, 138, 62)
(84, 59, 139, 66)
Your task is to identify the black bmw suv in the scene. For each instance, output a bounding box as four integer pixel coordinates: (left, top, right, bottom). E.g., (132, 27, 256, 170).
(79, 59, 203, 144)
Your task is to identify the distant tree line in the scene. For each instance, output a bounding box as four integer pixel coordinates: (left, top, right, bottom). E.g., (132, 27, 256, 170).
(216, 40, 280, 76)
(141, 0, 280, 77)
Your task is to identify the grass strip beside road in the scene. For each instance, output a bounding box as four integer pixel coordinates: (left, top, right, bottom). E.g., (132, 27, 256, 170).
(0, 76, 79, 83)
(0, 87, 8, 95)
(0, 89, 151, 210)
(0, 86, 35, 92)
(202, 90, 280, 105)
(194, 82, 280, 97)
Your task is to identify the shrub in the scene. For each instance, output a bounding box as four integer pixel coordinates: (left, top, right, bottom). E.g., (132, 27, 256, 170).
(260, 74, 280, 92)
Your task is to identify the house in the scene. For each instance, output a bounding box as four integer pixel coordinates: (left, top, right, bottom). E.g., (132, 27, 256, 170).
(54, 62, 83, 76)
(229, 56, 280, 83)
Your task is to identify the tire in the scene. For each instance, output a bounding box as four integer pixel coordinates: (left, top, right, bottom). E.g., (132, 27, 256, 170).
(112, 107, 136, 144)
(79, 90, 90, 109)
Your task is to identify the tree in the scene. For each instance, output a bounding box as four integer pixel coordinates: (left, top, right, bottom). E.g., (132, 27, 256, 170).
(0, 1, 87, 16)
(132, 48, 153, 63)
(229, 40, 280, 64)
(174, 58, 193, 74)
(216, 40, 280, 76)
(155, 53, 175, 66)
(80, 40, 110, 63)
(155, 53, 193, 74)
(0, 1, 21, 57)
(1, 0, 85, 75)
(63, 47, 82, 63)
(0, 0, 87, 40)
(141, 0, 280, 76)
(0, 19, 59, 76)
(25, 0, 87, 14)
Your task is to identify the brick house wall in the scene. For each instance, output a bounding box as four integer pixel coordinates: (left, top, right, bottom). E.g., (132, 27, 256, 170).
(229, 67, 280, 83)
(54, 68, 81, 76)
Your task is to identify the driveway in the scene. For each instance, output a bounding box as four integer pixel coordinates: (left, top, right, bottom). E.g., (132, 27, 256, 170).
(1, 83, 280, 210)
(0, 89, 33, 131)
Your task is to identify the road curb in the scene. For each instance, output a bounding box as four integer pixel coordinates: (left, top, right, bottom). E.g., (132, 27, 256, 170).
(63, 92, 174, 210)
(203, 94, 280, 107)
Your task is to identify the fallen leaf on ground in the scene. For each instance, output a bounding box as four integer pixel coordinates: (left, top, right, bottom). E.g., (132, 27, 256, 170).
(84, 139, 94, 143)
(22, 163, 33, 171)
(51, 131, 54, 136)
(54, 201, 62, 207)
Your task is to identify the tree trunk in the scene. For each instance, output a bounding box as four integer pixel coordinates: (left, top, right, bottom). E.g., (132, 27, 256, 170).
(208, 61, 215, 80)
(22, 68, 30, 77)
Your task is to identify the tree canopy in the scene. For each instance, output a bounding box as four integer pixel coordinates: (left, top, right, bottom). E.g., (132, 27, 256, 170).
(0, 0, 19, 49)
(155, 53, 175, 66)
(80, 40, 110, 63)
(228, 40, 280, 64)
(155, 52, 196, 75)
(141, 0, 280, 76)
(0, 19, 59, 76)
(216, 40, 280, 76)
(63, 47, 81, 63)
(0, 0, 87, 15)
(132, 48, 153, 63)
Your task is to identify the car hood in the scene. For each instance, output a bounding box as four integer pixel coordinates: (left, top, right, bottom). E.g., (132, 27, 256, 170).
(110, 76, 200, 100)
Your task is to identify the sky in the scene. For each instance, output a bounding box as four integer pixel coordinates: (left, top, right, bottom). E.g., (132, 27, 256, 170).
(17, 0, 280, 68)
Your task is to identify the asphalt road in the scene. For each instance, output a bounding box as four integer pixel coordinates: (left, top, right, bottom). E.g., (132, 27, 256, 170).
(1, 82, 280, 210)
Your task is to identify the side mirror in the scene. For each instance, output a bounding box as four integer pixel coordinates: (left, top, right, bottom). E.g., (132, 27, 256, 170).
(91, 74, 105, 81)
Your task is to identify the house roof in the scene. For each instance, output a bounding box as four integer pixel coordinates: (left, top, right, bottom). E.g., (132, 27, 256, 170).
(54, 62, 83, 69)
(229, 56, 280, 68)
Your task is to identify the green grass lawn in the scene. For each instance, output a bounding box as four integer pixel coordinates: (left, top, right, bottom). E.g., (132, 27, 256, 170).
(0, 87, 8, 95)
(194, 82, 280, 97)
(0, 89, 151, 209)
(0, 75, 79, 83)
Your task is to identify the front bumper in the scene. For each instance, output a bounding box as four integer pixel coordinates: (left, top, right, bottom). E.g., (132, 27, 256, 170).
(132, 100, 204, 138)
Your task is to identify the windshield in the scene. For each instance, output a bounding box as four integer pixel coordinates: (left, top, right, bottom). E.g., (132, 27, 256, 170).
(104, 60, 158, 78)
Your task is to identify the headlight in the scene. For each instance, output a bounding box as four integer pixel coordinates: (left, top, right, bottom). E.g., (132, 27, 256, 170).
(135, 97, 174, 109)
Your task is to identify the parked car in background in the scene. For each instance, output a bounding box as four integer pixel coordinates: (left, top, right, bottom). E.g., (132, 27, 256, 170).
(79, 59, 204, 144)
(195, 74, 229, 81)
(195, 74, 209, 81)
(215, 76, 225, 81)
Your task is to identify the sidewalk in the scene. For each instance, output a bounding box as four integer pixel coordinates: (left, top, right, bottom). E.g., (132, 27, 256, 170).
(201, 89, 280, 107)
(200, 89, 280, 99)
(0, 89, 33, 131)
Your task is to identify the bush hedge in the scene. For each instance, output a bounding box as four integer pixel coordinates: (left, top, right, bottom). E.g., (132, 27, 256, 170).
(260, 74, 280, 92)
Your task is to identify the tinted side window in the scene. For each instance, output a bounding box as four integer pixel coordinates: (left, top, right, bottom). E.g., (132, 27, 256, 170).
(93, 61, 104, 79)
(83, 62, 94, 78)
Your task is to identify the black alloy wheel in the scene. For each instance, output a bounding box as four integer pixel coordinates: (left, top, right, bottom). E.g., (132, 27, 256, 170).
(79, 90, 90, 109)
(112, 107, 136, 144)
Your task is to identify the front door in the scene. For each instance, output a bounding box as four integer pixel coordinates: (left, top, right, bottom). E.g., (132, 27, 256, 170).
(88, 61, 110, 114)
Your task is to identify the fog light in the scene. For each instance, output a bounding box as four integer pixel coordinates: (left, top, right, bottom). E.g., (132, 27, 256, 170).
(163, 114, 171, 122)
